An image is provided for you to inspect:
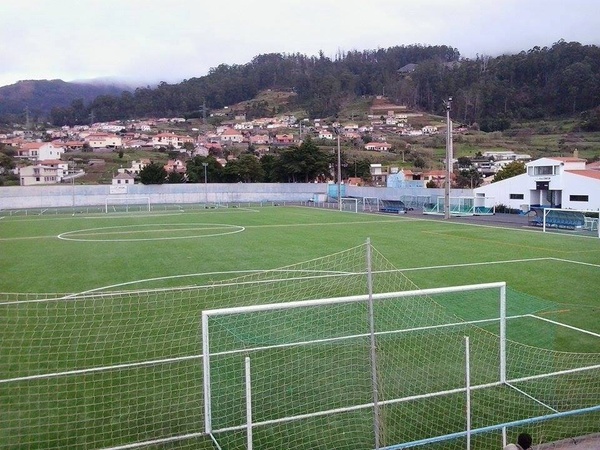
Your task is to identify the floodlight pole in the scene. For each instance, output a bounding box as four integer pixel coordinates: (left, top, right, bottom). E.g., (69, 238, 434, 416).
(69, 159, 75, 214)
(202, 162, 208, 205)
(444, 97, 453, 220)
(334, 127, 342, 211)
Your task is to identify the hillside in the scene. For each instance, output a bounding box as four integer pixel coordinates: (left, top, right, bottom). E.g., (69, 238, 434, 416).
(0, 79, 134, 117)
(2, 41, 600, 137)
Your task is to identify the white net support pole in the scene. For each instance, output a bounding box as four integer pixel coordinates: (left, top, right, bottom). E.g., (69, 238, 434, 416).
(366, 238, 381, 450)
(202, 312, 213, 433)
(499, 283, 507, 384)
(465, 336, 471, 450)
(246, 356, 253, 450)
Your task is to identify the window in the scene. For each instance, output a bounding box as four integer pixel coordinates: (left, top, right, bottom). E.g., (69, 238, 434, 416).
(510, 194, 524, 200)
(570, 195, 589, 202)
(533, 165, 556, 175)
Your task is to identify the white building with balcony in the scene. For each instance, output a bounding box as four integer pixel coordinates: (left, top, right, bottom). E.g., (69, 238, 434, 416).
(473, 156, 600, 211)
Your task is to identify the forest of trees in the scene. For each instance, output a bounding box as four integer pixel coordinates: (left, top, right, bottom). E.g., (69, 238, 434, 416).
(46, 40, 600, 131)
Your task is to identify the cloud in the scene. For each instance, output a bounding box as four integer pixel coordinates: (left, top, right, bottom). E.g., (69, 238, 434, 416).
(1, 0, 599, 87)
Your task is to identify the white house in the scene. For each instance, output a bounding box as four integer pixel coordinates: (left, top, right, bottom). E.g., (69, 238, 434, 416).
(318, 130, 335, 140)
(365, 142, 392, 152)
(151, 133, 194, 149)
(219, 128, 244, 143)
(16, 142, 65, 161)
(474, 156, 600, 211)
(86, 133, 123, 149)
(117, 159, 150, 176)
(112, 172, 135, 185)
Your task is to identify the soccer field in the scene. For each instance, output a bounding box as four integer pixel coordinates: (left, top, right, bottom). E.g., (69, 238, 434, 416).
(1, 206, 599, 449)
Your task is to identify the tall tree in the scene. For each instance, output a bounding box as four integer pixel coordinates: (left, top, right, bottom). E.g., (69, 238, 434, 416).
(139, 161, 167, 184)
(492, 161, 526, 183)
(222, 154, 264, 182)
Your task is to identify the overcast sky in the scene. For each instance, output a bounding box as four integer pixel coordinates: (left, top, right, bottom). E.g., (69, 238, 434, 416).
(2, 0, 599, 88)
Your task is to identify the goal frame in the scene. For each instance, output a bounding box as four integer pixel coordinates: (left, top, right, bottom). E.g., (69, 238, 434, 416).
(104, 196, 151, 213)
(201, 281, 508, 437)
(362, 197, 380, 212)
(340, 197, 358, 213)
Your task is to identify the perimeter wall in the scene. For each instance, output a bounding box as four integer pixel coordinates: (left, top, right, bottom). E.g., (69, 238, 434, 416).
(0, 183, 472, 209)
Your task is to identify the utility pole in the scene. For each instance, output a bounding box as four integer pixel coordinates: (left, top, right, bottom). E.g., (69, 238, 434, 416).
(202, 162, 208, 205)
(444, 97, 453, 220)
(333, 127, 342, 211)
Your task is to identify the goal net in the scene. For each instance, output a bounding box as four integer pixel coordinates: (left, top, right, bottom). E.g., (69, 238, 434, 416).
(104, 196, 151, 213)
(1, 243, 599, 449)
(198, 245, 600, 450)
(362, 197, 380, 212)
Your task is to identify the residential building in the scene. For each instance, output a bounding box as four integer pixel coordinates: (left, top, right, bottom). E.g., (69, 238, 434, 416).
(370, 164, 388, 186)
(117, 159, 149, 176)
(151, 132, 194, 149)
(112, 172, 135, 185)
(319, 130, 335, 140)
(164, 159, 186, 174)
(250, 134, 269, 146)
(274, 134, 294, 145)
(16, 142, 65, 161)
(220, 128, 244, 143)
(365, 142, 392, 152)
(19, 164, 59, 186)
(38, 159, 69, 181)
(86, 133, 123, 149)
(422, 126, 438, 134)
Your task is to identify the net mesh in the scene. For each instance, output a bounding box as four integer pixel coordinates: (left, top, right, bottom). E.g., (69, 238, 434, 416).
(1, 243, 598, 449)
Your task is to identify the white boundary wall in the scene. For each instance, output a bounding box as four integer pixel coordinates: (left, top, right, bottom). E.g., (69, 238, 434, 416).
(0, 183, 327, 209)
(0, 184, 474, 210)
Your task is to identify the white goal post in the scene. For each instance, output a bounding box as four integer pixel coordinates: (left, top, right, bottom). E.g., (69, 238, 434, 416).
(362, 197, 380, 212)
(201, 281, 510, 449)
(340, 197, 358, 213)
(104, 196, 151, 213)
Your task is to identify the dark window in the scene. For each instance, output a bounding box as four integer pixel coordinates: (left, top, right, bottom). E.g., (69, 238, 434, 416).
(510, 194, 524, 200)
(570, 195, 589, 202)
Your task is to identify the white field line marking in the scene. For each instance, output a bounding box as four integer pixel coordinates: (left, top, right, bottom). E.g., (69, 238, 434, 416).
(0, 235, 58, 241)
(63, 225, 243, 237)
(243, 218, 413, 229)
(57, 223, 245, 242)
(549, 257, 600, 269)
(0, 218, 401, 242)
(529, 314, 600, 339)
(394, 257, 553, 273)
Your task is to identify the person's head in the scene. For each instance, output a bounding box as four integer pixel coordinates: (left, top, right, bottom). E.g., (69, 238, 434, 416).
(517, 432, 532, 449)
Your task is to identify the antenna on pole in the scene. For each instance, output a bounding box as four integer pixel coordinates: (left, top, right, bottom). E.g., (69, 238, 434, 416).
(199, 100, 207, 124)
(444, 97, 453, 220)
